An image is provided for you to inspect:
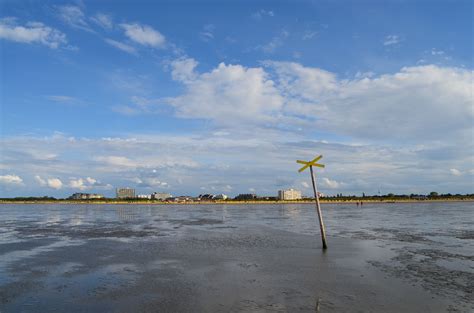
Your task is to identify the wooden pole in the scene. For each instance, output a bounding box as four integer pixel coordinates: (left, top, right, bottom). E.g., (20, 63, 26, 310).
(310, 165, 328, 249)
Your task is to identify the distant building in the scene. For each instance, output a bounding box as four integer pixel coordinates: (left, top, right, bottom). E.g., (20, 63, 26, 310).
(69, 193, 104, 200)
(168, 196, 193, 203)
(137, 194, 151, 199)
(278, 188, 302, 200)
(198, 194, 215, 201)
(234, 193, 257, 200)
(151, 192, 172, 200)
(197, 194, 228, 201)
(116, 188, 135, 199)
(214, 194, 228, 200)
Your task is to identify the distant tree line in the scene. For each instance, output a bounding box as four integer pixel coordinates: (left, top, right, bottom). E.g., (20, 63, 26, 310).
(324, 192, 474, 201)
(0, 196, 58, 201)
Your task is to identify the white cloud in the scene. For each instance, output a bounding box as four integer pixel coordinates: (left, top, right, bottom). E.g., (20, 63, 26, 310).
(450, 168, 462, 176)
(91, 13, 113, 30)
(265, 62, 473, 141)
(69, 178, 87, 190)
(68, 176, 110, 190)
(105, 38, 137, 55)
(95, 156, 138, 168)
(168, 59, 284, 125)
(265, 61, 338, 100)
(120, 23, 166, 48)
(47, 178, 63, 189)
(56, 5, 92, 32)
(321, 177, 341, 189)
(0, 174, 23, 185)
(35, 175, 63, 189)
(149, 61, 473, 143)
(94, 154, 197, 171)
(0, 18, 67, 49)
(170, 57, 198, 82)
(384, 34, 401, 46)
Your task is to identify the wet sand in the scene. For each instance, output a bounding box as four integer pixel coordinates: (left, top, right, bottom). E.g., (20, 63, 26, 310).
(0, 203, 472, 312)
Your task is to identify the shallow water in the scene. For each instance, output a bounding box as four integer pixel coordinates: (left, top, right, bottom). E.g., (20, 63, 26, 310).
(0, 202, 472, 312)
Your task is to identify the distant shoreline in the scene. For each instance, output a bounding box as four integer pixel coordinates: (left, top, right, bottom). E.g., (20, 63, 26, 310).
(0, 199, 473, 205)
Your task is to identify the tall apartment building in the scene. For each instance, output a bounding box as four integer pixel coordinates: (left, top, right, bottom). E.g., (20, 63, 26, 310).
(116, 187, 136, 199)
(278, 188, 302, 200)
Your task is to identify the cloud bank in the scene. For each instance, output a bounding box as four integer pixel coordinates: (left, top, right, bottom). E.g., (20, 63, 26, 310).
(163, 59, 472, 143)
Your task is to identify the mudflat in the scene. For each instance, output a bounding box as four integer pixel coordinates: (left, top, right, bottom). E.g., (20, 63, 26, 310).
(0, 203, 472, 312)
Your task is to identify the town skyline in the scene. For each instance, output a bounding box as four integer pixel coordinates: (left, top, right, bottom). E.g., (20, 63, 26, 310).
(1, 1, 473, 198)
(2, 187, 472, 201)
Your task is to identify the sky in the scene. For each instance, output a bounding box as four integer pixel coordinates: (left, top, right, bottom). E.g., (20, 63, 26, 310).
(0, 0, 473, 198)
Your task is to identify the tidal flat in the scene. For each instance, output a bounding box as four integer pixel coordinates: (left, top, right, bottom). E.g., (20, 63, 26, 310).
(0, 202, 472, 312)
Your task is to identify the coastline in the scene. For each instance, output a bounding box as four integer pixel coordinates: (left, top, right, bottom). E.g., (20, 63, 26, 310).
(0, 198, 473, 205)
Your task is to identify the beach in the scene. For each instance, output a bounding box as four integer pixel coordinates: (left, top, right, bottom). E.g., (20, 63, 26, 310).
(0, 202, 472, 312)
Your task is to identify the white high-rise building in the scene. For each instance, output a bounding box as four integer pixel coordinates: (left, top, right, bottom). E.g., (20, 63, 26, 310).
(278, 188, 302, 200)
(116, 188, 136, 199)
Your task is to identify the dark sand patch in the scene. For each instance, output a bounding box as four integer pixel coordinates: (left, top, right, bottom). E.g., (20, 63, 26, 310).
(369, 247, 473, 312)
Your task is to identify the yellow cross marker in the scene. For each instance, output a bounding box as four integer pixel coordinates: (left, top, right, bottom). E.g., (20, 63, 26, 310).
(296, 154, 328, 249)
(296, 155, 325, 172)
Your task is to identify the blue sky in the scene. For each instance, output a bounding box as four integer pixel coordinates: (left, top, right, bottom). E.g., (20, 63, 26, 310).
(0, 0, 473, 197)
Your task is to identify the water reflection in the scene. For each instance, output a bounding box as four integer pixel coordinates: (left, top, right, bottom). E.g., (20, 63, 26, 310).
(115, 207, 138, 222)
